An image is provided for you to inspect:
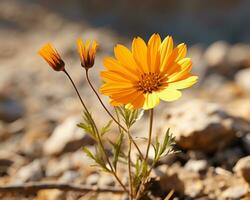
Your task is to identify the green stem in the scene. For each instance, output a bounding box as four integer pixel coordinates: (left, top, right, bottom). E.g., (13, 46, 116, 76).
(115, 107, 123, 134)
(135, 108, 154, 200)
(145, 109, 154, 162)
(128, 137, 133, 200)
(63, 69, 128, 193)
(85, 69, 144, 159)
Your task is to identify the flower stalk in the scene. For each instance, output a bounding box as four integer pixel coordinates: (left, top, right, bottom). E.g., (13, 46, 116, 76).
(38, 33, 197, 199)
(64, 70, 128, 194)
(145, 109, 154, 162)
(85, 69, 144, 159)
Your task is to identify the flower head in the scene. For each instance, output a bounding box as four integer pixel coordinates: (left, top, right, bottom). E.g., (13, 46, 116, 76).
(38, 43, 65, 71)
(100, 33, 198, 110)
(77, 38, 98, 69)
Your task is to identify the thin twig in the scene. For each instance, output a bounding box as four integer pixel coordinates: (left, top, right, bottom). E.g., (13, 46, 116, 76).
(0, 182, 125, 193)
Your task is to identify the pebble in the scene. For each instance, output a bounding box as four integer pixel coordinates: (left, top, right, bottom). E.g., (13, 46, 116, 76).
(221, 186, 248, 200)
(185, 160, 208, 173)
(37, 189, 66, 200)
(242, 133, 250, 154)
(162, 100, 239, 153)
(204, 41, 229, 68)
(98, 174, 115, 187)
(234, 156, 250, 184)
(14, 159, 43, 183)
(0, 96, 24, 122)
(43, 116, 94, 156)
(235, 68, 250, 92)
(154, 165, 185, 194)
(59, 170, 80, 183)
(86, 173, 100, 185)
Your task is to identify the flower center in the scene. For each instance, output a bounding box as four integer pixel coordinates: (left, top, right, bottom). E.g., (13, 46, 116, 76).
(137, 72, 162, 93)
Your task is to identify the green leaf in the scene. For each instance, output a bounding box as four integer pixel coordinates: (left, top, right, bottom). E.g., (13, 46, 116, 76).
(83, 147, 95, 160)
(116, 106, 143, 128)
(83, 146, 110, 173)
(111, 133, 124, 171)
(153, 136, 160, 160)
(101, 120, 113, 136)
(77, 111, 97, 140)
(156, 128, 176, 162)
(133, 159, 149, 191)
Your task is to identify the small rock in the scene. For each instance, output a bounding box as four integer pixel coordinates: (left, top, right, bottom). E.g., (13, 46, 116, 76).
(235, 68, 250, 92)
(226, 98, 250, 121)
(162, 100, 240, 153)
(204, 41, 229, 67)
(46, 151, 92, 178)
(221, 186, 248, 200)
(0, 96, 24, 122)
(154, 165, 184, 194)
(59, 170, 80, 183)
(43, 116, 94, 156)
(214, 147, 244, 168)
(121, 194, 129, 200)
(234, 156, 250, 184)
(0, 158, 13, 176)
(14, 159, 43, 183)
(227, 43, 250, 68)
(242, 133, 250, 154)
(37, 189, 66, 200)
(20, 121, 52, 157)
(98, 174, 115, 187)
(0, 150, 26, 176)
(185, 160, 208, 173)
(46, 156, 73, 177)
(86, 173, 99, 185)
(185, 180, 203, 198)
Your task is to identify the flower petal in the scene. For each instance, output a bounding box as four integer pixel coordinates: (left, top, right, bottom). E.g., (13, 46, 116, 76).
(147, 34, 161, 72)
(127, 92, 145, 109)
(143, 92, 160, 110)
(111, 90, 140, 104)
(167, 58, 192, 82)
(158, 88, 182, 102)
(100, 71, 134, 83)
(100, 83, 134, 96)
(132, 37, 149, 73)
(175, 43, 187, 62)
(114, 44, 140, 73)
(160, 36, 173, 71)
(161, 43, 187, 74)
(168, 75, 198, 89)
(103, 57, 139, 81)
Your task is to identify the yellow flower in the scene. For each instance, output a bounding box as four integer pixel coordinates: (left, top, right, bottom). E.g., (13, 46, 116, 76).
(38, 43, 65, 71)
(77, 38, 98, 69)
(100, 33, 198, 110)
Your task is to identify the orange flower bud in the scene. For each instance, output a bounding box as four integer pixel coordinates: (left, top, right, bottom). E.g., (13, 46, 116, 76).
(38, 43, 65, 71)
(77, 38, 98, 69)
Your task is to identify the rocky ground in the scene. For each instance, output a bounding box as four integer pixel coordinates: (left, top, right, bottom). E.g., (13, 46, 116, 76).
(0, 0, 250, 200)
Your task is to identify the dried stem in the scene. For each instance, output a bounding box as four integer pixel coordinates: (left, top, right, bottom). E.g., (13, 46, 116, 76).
(85, 69, 144, 159)
(0, 182, 124, 194)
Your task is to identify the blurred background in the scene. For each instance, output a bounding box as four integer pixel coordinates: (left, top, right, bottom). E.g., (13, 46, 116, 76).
(1, 0, 250, 199)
